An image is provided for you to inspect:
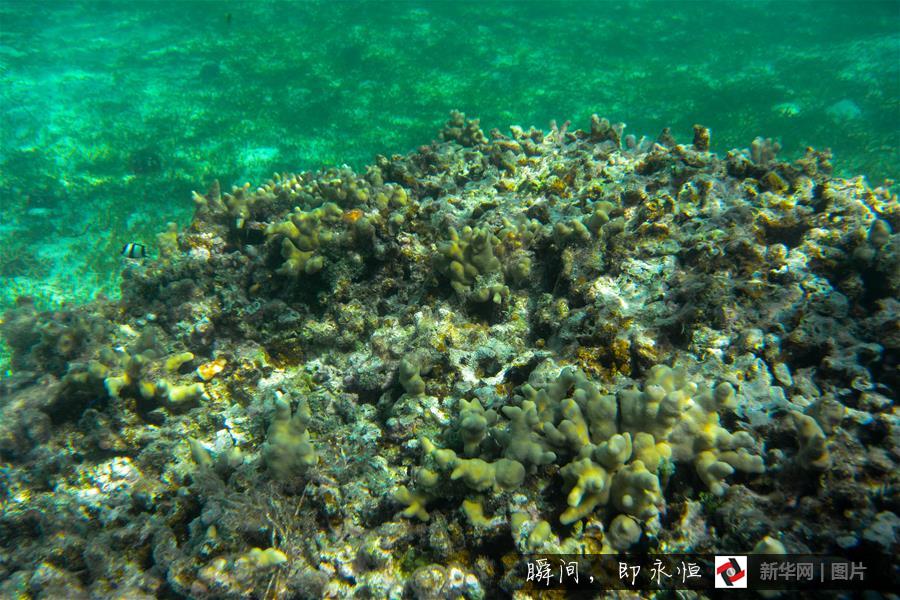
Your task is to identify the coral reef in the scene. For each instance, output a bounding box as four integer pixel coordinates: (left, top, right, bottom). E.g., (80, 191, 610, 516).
(1, 112, 897, 598)
(400, 362, 763, 551)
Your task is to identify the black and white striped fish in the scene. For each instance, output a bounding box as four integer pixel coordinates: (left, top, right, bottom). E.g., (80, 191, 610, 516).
(121, 243, 147, 259)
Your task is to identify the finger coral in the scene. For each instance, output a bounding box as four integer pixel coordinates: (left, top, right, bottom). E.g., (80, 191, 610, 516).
(262, 394, 318, 479)
(403, 362, 764, 546)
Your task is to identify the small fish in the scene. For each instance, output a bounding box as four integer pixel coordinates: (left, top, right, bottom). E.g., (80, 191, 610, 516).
(121, 243, 147, 259)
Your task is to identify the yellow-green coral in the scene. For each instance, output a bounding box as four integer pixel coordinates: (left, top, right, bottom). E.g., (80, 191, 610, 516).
(618, 365, 763, 493)
(401, 362, 764, 554)
(421, 439, 526, 493)
(527, 520, 555, 551)
(265, 203, 343, 277)
(753, 535, 787, 554)
(95, 336, 207, 410)
(458, 398, 498, 457)
(164, 351, 195, 372)
(394, 485, 431, 521)
(157, 381, 207, 408)
(189, 437, 215, 469)
(586, 201, 616, 234)
(278, 238, 324, 277)
(606, 514, 642, 551)
(559, 458, 610, 524)
(223, 183, 253, 229)
(789, 410, 831, 469)
(236, 547, 288, 571)
(312, 166, 373, 207)
(262, 395, 317, 479)
(462, 498, 496, 528)
(431, 217, 539, 306)
(609, 459, 664, 521)
(439, 109, 487, 147)
(393, 465, 442, 521)
(553, 219, 592, 245)
(497, 400, 557, 468)
(437, 226, 509, 304)
(398, 352, 428, 396)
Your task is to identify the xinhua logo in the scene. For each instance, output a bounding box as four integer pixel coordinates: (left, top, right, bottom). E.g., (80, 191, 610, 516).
(715, 556, 748, 588)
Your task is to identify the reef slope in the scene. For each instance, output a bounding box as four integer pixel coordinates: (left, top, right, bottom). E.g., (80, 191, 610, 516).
(1, 113, 897, 598)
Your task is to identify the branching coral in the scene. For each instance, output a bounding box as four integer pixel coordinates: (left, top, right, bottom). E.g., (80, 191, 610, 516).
(439, 110, 487, 147)
(262, 394, 318, 479)
(435, 225, 513, 305)
(265, 203, 343, 277)
(95, 333, 207, 411)
(398, 362, 765, 552)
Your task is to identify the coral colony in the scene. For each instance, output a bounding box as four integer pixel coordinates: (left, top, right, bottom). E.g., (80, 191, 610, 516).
(1, 112, 897, 598)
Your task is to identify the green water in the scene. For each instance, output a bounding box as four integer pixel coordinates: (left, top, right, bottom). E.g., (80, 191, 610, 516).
(0, 0, 898, 318)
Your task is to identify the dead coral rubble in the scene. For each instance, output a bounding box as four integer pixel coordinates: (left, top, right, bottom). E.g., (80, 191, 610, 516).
(1, 111, 897, 598)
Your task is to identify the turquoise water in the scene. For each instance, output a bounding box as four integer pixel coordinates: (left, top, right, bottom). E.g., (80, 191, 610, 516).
(0, 0, 898, 349)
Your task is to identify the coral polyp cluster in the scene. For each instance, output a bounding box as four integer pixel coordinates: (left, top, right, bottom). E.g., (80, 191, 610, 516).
(1, 112, 896, 598)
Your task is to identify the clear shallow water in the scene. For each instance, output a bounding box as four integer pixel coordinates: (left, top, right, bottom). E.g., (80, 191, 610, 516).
(0, 0, 898, 330)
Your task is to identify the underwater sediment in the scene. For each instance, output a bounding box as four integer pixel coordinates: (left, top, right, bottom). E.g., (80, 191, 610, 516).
(0, 112, 897, 598)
